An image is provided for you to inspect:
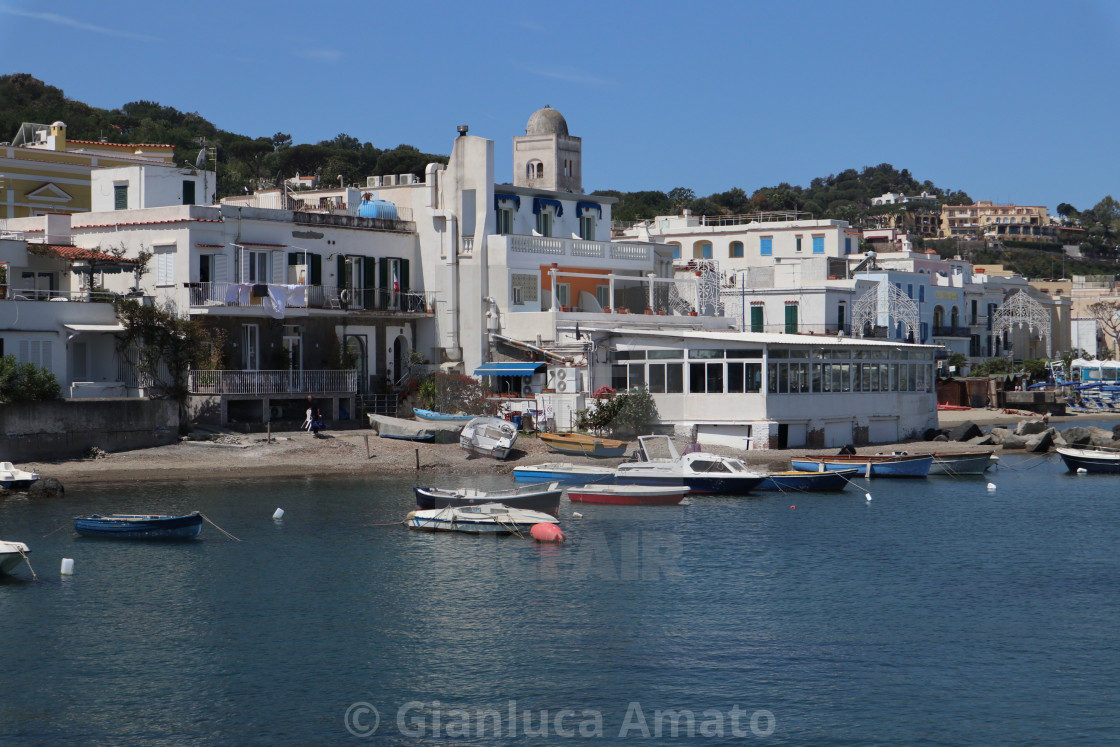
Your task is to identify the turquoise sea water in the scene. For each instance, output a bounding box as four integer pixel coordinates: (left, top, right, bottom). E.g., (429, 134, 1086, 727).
(1, 452, 1118, 745)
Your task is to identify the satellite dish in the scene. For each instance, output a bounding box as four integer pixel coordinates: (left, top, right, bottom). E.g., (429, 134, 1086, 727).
(195, 148, 208, 169)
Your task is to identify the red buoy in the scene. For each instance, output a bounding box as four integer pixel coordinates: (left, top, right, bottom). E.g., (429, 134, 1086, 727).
(530, 523, 565, 543)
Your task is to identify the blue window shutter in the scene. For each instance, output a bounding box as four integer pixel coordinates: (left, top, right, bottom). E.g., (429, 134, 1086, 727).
(761, 238, 772, 256)
(813, 236, 824, 253)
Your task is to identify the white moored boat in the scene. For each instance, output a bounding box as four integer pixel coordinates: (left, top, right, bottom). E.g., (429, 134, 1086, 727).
(459, 416, 518, 460)
(406, 503, 560, 534)
(0, 462, 39, 490)
(0, 540, 31, 576)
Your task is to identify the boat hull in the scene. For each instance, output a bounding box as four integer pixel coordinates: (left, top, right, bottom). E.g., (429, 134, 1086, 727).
(407, 504, 559, 534)
(412, 408, 475, 422)
(613, 470, 765, 495)
(73, 513, 203, 540)
(539, 433, 628, 458)
(414, 486, 563, 515)
(790, 455, 933, 478)
(513, 463, 616, 483)
(928, 452, 995, 476)
(0, 542, 30, 575)
(1056, 447, 1120, 474)
(755, 469, 858, 491)
(567, 484, 687, 505)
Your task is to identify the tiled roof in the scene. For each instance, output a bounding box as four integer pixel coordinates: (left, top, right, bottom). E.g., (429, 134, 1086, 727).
(40, 245, 138, 264)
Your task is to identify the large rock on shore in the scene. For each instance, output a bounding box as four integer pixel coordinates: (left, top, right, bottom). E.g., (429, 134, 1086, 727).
(947, 421, 983, 442)
(987, 427, 1011, 444)
(1016, 419, 1048, 437)
(999, 433, 1028, 449)
(1025, 429, 1054, 453)
(968, 434, 996, 446)
(28, 477, 64, 497)
(1059, 426, 1093, 447)
(1089, 427, 1120, 448)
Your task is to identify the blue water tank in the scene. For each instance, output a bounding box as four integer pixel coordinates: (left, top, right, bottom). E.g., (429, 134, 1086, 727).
(358, 198, 398, 220)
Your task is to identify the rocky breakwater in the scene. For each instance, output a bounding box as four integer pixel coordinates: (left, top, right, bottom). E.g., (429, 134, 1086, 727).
(978, 420, 1120, 453)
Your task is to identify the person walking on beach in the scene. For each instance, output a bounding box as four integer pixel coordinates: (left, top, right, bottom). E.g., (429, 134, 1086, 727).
(306, 395, 324, 437)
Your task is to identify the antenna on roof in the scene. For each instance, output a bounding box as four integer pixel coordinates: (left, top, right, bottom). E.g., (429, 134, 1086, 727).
(195, 148, 208, 170)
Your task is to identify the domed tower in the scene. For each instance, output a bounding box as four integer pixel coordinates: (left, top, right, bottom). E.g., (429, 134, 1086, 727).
(513, 106, 582, 192)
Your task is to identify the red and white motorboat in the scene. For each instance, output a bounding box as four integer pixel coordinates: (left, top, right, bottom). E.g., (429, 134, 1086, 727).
(567, 483, 688, 506)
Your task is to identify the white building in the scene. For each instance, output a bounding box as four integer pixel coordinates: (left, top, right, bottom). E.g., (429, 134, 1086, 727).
(4, 162, 432, 425)
(582, 327, 938, 449)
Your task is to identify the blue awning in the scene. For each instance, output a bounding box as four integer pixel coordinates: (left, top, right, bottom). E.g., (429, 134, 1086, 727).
(532, 197, 564, 217)
(474, 362, 546, 376)
(494, 193, 521, 211)
(576, 201, 602, 219)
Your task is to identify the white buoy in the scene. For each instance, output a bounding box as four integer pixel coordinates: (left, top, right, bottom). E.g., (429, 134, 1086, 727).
(986, 482, 997, 491)
(865, 493, 872, 501)
(572, 512, 583, 518)
(272, 508, 285, 520)
(60, 558, 74, 575)
(1076, 467, 1088, 474)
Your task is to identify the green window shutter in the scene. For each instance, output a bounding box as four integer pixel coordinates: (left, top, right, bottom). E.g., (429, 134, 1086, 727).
(400, 259, 409, 291)
(114, 184, 128, 210)
(785, 305, 798, 334)
(750, 306, 764, 333)
(337, 255, 346, 287)
(378, 258, 389, 292)
(363, 257, 376, 289)
(309, 254, 321, 285)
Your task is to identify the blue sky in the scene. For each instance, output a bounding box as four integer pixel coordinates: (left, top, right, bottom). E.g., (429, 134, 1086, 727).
(2, 0, 1117, 213)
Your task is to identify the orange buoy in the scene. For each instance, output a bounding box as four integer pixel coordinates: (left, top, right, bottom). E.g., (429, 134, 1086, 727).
(530, 523, 565, 543)
(790, 505, 796, 510)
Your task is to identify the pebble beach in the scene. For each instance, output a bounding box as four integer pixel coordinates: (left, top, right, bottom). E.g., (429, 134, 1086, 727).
(19, 408, 1120, 486)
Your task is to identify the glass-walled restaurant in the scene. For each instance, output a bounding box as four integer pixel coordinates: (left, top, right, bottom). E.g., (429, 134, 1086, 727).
(611, 346, 934, 396)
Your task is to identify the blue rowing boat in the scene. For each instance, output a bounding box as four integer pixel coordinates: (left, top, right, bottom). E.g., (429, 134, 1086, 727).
(412, 408, 476, 422)
(755, 469, 859, 491)
(789, 453, 933, 478)
(74, 512, 204, 540)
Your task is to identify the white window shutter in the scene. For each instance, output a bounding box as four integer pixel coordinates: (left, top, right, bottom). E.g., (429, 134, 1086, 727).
(214, 254, 228, 283)
(272, 251, 284, 283)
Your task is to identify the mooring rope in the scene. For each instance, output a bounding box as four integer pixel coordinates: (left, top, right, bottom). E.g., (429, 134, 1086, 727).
(42, 522, 71, 538)
(18, 548, 38, 581)
(199, 513, 241, 542)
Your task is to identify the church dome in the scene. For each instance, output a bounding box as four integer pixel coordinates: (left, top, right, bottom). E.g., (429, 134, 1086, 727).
(525, 106, 569, 136)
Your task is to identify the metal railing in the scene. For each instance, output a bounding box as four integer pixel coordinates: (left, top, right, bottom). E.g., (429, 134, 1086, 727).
(932, 326, 972, 338)
(186, 282, 435, 313)
(188, 369, 357, 395)
(0, 286, 131, 303)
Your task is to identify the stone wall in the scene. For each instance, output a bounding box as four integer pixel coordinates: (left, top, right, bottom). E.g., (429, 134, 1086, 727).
(0, 399, 178, 461)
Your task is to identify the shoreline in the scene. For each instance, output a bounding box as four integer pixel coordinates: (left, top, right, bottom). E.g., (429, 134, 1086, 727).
(14, 409, 1120, 486)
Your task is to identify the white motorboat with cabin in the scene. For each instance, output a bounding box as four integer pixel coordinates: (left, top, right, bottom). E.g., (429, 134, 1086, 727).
(614, 435, 766, 494)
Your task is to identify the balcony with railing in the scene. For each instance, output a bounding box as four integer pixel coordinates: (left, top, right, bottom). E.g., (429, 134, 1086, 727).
(0, 286, 144, 303)
(186, 282, 435, 314)
(932, 326, 972, 338)
(188, 369, 357, 395)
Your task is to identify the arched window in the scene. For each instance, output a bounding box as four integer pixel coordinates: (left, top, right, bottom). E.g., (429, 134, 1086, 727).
(730, 241, 744, 258)
(933, 305, 944, 329)
(668, 242, 682, 260)
(536, 163, 544, 179)
(950, 306, 959, 330)
(696, 241, 713, 259)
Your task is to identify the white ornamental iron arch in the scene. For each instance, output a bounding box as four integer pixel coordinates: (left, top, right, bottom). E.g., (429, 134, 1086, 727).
(852, 279, 920, 340)
(991, 288, 1050, 358)
(667, 259, 724, 316)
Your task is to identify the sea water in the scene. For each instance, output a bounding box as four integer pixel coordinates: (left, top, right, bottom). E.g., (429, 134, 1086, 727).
(1, 452, 1117, 745)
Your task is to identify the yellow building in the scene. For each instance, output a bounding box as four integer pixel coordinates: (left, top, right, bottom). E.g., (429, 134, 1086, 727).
(0, 121, 175, 220)
(941, 201, 1058, 242)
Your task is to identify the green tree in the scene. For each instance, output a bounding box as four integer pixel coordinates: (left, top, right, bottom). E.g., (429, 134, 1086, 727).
(576, 387, 659, 437)
(114, 299, 210, 426)
(0, 355, 60, 403)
